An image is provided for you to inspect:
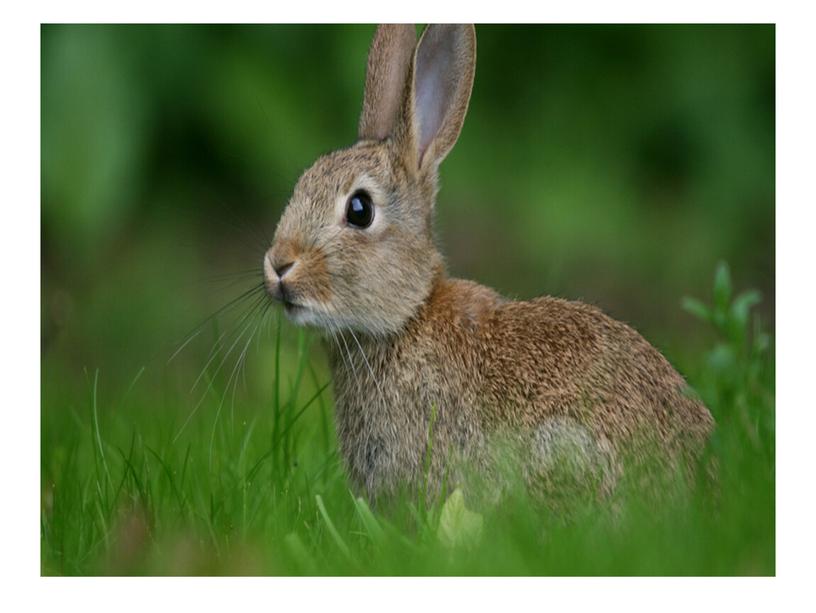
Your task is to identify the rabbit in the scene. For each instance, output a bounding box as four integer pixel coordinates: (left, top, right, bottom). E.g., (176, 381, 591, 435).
(263, 24, 715, 504)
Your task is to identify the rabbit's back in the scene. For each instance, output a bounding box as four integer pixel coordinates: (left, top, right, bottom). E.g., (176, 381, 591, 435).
(481, 293, 714, 462)
(422, 279, 713, 449)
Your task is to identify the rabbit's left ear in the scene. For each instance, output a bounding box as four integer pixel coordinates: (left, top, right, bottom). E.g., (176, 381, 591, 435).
(359, 25, 418, 141)
(398, 24, 476, 172)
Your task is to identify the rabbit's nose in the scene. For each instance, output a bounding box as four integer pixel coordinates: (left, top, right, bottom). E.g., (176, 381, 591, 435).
(274, 260, 295, 279)
(264, 243, 300, 285)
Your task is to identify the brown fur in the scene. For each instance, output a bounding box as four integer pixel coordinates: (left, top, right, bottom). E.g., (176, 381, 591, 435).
(264, 25, 714, 503)
(359, 25, 416, 141)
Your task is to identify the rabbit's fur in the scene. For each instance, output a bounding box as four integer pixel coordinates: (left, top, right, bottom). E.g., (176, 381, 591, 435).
(264, 25, 714, 502)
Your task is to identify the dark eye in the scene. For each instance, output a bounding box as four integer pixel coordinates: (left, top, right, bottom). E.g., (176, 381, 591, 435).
(345, 190, 374, 228)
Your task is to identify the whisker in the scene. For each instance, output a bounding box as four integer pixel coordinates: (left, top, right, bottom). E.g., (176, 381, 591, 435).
(245, 306, 269, 385)
(178, 270, 263, 295)
(169, 258, 274, 444)
(200, 272, 264, 290)
(168, 282, 266, 365)
(242, 301, 272, 395)
(215, 199, 273, 254)
(336, 325, 364, 394)
(172, 376, 212, 443)
(192, 294, 269, 395)
(202, 268, 264, 282)
(190, 292, 268, 393)
(167, 329, 203, 365)
(348, 328, 387, 409)
(327, 324, 354, 390)
(212, 307, 266, 460)
(334, 326, 378, 486)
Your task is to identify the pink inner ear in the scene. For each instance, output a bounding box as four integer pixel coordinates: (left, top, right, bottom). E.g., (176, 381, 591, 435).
(414, 29, 457, 162)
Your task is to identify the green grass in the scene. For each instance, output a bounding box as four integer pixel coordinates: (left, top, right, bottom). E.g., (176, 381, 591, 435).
(41, 263, 774, 575)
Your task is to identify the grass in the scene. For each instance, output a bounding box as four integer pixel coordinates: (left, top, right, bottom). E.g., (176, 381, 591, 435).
(40, 263, 774, 575)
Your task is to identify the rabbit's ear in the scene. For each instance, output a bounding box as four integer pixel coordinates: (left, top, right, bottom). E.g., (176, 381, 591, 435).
(406, 24, 476, 171)
(358, 25, 417, 141)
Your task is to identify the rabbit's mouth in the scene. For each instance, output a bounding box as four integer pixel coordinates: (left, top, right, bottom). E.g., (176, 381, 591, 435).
(282, 300, 325, 328)
(279, 285, 312, 318)
(275, 288, 319, 322)
(283, 299, 304, 314)
(264, 273, 326, 327)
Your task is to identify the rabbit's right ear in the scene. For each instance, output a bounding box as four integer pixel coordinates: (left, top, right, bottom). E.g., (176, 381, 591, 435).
(397, 24, 477, 174)
(358, 25, 417, 141)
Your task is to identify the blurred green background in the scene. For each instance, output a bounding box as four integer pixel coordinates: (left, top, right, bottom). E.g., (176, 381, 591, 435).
(42, 24, 774, 384)
(41, 25, 774, 575)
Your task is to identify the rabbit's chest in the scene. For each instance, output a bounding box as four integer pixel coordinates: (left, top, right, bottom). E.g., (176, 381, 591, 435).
(334, 377, 435, 491)
(332, 353, 480, 497)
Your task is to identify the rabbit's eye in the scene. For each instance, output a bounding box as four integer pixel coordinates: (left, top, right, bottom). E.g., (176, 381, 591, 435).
(345, 190, 374, 228)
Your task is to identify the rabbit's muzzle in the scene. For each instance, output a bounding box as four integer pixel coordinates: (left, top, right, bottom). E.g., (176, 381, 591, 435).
(263, 240, 333, 319)
(264, 246, 299, 306)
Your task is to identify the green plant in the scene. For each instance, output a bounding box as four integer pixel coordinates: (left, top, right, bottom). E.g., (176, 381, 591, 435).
(41, 264, 774, 575)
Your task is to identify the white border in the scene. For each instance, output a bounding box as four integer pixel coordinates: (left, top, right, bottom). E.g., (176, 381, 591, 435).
(30, 1, 779, 23)
(5, 0, 816, 610)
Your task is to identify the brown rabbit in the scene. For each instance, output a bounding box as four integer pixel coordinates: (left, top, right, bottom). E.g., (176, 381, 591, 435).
(263, 24, 714, 503)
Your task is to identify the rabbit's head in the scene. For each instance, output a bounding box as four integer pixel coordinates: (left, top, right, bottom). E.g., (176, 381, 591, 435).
(264, 24, 476, 336)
